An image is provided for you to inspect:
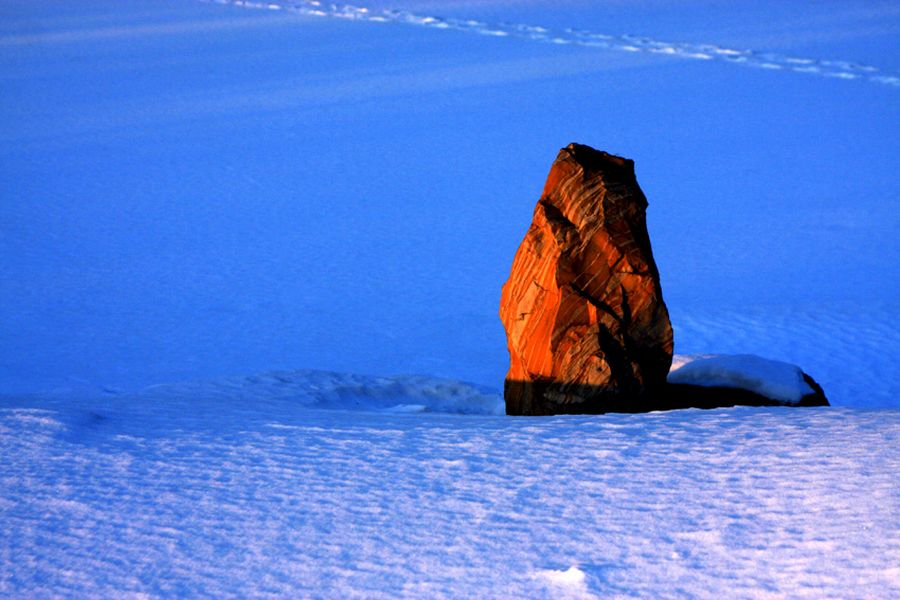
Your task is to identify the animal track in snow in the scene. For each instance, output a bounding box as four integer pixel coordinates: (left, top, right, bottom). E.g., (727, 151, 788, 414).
(202, 0, 900, 88)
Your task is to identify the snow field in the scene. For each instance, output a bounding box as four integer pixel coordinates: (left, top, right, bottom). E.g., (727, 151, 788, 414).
(1, 395, 897, 598)
(2, 0, 897, 407)
(1, 1, 898, 597)
(206, 0, 900, 87)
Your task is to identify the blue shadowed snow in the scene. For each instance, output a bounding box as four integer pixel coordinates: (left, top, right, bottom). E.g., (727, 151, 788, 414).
(1, 0, 899, 406)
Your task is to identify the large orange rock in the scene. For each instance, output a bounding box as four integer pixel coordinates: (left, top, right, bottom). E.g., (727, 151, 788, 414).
(500, 143, 674, 415)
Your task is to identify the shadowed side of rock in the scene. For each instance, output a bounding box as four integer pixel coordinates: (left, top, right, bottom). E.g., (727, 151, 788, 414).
(504, 376, 829, 414)
(499, 143, 674, 415)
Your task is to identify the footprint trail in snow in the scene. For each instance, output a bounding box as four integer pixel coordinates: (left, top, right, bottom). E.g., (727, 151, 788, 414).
(204, 0, 900, 88)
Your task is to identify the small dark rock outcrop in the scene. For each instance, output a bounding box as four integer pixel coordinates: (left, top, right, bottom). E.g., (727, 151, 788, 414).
(661, 376, 829, 410)
(499, 143, 674, 415)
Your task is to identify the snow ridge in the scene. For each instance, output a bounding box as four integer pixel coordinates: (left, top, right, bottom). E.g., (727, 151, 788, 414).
(203, 0, 900, 88)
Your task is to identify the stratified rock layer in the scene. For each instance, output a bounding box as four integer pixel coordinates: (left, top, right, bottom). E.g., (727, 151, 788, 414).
(500, 143, 673, 415)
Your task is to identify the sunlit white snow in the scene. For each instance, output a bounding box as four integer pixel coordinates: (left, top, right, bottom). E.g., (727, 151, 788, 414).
(669, 354, 814, 404)
(1, 390, 897, 597)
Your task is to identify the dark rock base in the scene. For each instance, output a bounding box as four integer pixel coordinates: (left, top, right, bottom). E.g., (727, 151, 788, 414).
(505, 376, 829, 416)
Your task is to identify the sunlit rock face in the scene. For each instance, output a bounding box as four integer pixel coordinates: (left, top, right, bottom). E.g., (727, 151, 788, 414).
(500, 143, 673, 415)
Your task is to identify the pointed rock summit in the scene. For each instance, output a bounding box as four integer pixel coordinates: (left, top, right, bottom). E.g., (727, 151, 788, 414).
(500, 143, 674, 415)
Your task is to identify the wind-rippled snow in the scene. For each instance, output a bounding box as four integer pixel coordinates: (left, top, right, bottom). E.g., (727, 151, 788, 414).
(1, 393, 897, 598)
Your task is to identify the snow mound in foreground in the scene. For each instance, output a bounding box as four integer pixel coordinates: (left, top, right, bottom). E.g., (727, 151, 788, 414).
(669, 354, 815, 404)
(535, 566, 591, 598)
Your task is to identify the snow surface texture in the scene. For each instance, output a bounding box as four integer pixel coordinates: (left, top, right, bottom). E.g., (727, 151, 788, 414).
(669, 354, 815, 405)
(2, 0, 898, 407)
(2, 393, 898, 598)
(127, 369, 506, 416)
(206, 0, 900, 87)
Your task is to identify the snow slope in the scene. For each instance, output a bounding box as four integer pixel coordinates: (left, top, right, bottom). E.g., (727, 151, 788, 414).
(2, 390, 898, 598)
(1, 0, 898, 406)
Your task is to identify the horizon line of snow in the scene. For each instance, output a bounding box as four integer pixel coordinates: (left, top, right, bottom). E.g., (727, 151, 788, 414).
(201, 0, 900, 89)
